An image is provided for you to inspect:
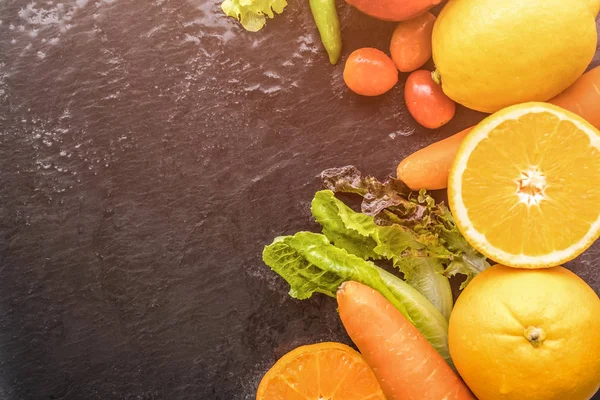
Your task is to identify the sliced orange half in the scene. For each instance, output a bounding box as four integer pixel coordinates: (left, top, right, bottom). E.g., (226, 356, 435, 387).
(449, 102, 600, 268)
(256, 342, 386, 400)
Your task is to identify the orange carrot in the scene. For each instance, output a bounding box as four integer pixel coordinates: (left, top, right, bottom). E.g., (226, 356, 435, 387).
(337, 281, 476, 400)
(397, 66, 600, 190)
(549, 66, 600, 128)
(397, 127, 472, 190)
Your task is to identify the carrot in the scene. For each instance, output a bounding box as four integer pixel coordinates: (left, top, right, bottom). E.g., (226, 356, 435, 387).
(397, 66, 600, 190)
(549, 66, 600, 128)
(337, 281, 476, 400)
(397, 127, 472, 190)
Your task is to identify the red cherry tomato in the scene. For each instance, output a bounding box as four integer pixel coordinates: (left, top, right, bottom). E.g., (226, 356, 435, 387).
(344, 48, 399, 97)
(404, 70, 456, 129)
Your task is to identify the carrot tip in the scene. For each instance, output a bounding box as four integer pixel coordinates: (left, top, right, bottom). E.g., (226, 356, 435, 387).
(338, 281, 349, 295)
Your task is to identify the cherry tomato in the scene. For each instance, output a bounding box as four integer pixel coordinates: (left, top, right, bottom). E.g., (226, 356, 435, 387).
(390, 12, 436, 73)
(405, 70, 456, 129)
(343, 48, 399, 96)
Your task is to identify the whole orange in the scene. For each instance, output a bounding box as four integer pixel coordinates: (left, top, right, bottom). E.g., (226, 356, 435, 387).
(449, 264, 600, 400)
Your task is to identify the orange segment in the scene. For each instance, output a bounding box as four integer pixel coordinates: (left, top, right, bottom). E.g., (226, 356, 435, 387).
(449, 102, 600, 268)
(256, 342, 386, 400)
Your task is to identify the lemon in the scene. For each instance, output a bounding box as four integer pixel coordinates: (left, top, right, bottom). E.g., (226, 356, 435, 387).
(448, 103, 600, 268)
(432, 0, 600, 113)
(449, 265, 600, 400)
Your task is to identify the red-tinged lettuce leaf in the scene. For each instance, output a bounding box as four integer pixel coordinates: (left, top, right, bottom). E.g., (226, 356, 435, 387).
(320, 166, 490, 289)
(311, 190, 454, 320)
(321, 166, 425, 218)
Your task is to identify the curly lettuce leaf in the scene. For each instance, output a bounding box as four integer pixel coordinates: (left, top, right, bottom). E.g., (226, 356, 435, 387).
(311, 190, 381, 260)
(415, 192, 489, 289)
(221, 0, 287, 32)
(262, 231, 452, 365)
(321, 165, 424, 218)
(312, 190, 453, 319)
(263, 232, 405, 313)
(320, 166, 490, 288)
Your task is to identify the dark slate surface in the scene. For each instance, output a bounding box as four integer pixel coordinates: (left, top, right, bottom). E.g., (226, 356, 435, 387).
(0, 1, 598, 399)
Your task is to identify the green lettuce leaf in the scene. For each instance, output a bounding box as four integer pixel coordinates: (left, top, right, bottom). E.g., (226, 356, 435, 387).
(376, 267, 451, 366)
(392, 255, 453, 321)
(311, 190, 381, 260)
(434, 202, 490, 289)
(311, 190, 453, 320)
(262, 231, 452, 365)
(320, 166, 490, 289)
(221, 0, 287, 32)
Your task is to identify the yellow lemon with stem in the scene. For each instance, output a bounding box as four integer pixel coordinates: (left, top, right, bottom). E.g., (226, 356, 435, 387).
(449, 264, 600, 400)
(432, 0, 600, 113)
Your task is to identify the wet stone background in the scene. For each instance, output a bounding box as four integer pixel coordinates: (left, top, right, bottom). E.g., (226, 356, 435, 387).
(0, 1, 599, 399)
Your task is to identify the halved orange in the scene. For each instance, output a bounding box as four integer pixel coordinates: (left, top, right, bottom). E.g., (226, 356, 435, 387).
(256, 342, 386, 400)
(449, 102, 600, 268)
